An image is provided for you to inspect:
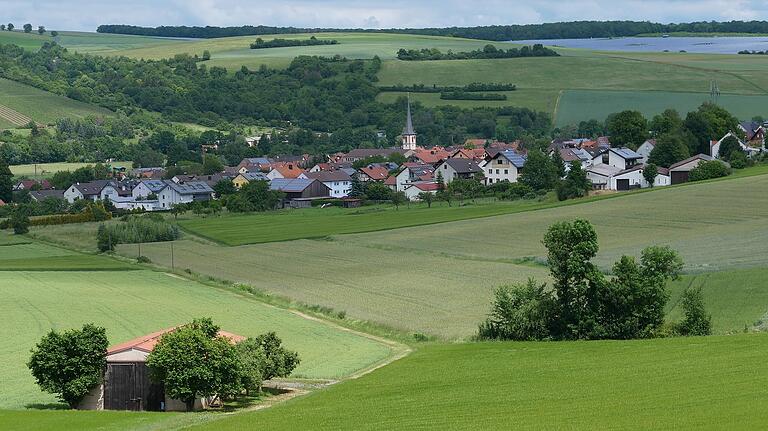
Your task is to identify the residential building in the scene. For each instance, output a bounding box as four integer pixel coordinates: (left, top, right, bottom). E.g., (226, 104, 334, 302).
(586, 164, 621, 190)
(266, 163, 307, 180)
(338, 148, 402, 163)
(29, 189, 65, 202)
(710, 132, 759, 159)
(156, 180, 214, 210)
(305, 170, 353, 198)
(558, 147, 593, 170)
(131, 167, 165, 179)
(237, 157, 272, 174)
(232, 172, 269, 189)
(636, 139, 656, 164)
(739, 121, 766, 149)
(64, 180, 120, 203)
(413, 147, 451, 166)
(668, 154, 717, 185)
(270, 178, 331, 207)
(434, 158, 482, 183)
(132, 180, 167, 199)
(403, 182, 440, 201)
(14, 179, 51, 191)
(592, 147, 643, 170)
(358, 165, 389, 182)
(392, 164, 435, 191)
(479, 149, 526, 185)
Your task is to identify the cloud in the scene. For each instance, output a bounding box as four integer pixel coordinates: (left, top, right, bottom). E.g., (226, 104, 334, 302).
(1, 0, 765, 31)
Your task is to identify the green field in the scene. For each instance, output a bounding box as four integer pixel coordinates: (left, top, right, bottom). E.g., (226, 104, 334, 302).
(190, 335, 768, 430)
(0, 409, 198, 431)
(10, 161, 133, 179)
(0, 78, 112, 128)
(0, 239, 393, 410)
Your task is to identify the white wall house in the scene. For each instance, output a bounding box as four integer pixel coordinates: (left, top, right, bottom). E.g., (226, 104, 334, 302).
(636, 140, 656, 164)
(157, 180, 214, 210)
(403, 182, 440, 201)
(305, 171, 352, 198)
(434, 159, 482, 184)
(63, 180, 117, 203)
(479, 150, 526, 185)
(132, 180, 167, 199)
(710, 132, 757, 159)
(592, 147, 643, 170)
(586, 164, 621, 190)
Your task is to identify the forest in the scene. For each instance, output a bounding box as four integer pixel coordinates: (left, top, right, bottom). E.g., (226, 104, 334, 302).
(396, 44, 558, 60)
(97, 21, 768, 41)
(250, 36, 338, 49)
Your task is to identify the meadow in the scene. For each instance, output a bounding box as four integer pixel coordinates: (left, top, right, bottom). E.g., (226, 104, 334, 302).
(191, 335, 768, 430)
(0, 78, 112, 128)
(0, 239, 393, 410)
(10, 161, 133, 179)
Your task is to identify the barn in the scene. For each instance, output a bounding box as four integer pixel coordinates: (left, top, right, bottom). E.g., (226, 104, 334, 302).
(668, 154, 715, 185)
(79, 327, 245, 412)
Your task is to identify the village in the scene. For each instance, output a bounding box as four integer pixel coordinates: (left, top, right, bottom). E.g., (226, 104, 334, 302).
(9, 101, 764, 211)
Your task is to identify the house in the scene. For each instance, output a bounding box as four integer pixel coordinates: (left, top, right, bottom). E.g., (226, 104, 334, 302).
(403, 182, 440, 201)
(266, 163, 307, 180)
(668, 154, 717, 185)
(29, 189, 65, 202)
(305, 170, 353, 198)
(132, 180, 167, 200)
(592, 147, 643, 170)
(309, 162, 352, 173)
(270, 178, 331, 207)
(64, 180, 120, 203)
(157, 180, 214, 210)
(636, 139, 656, 164)
(434, 158, 482, 183)
(131, 167, 166, 179)
(412, 147, 451, 166)
(14, 179, 51, 191)
(237, 157, 272, 174)
(392, 164, 435, 191)
(739, 121, 766, 149)
(586, 164, 621, 190)
(479, 149, 526, 185)
(710, 132, 758, 159)
(558, 147, 593, 170)
(232, 172, 269, 189)
(78, 327, 245, 412)
(587, 163, 671, 191)
(339, 148, 402, 163)
(172, 174, 232, 189)
(358, 165, 389, 182)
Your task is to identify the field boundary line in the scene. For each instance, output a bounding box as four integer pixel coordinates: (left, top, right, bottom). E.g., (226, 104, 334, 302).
(0, 103, 32, 126)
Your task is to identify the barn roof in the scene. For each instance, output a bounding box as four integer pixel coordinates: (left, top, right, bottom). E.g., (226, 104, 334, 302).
(107, 327, 246, 355)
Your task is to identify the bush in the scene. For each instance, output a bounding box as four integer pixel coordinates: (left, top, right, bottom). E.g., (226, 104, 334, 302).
(674, 287, 712, 336)
(689, 160, 731, 181)
(97, 216, 180, 252)
(477, 279, 556, 341)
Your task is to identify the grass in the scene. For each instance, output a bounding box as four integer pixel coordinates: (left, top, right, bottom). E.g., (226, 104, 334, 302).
(190, 334, 768, 430)
(10, 161, 133, 179)
(555, 89, 768, 126)
(0, 240, 393, 410)
(0, 409, 199, 431)
(0, 78, 112, 127)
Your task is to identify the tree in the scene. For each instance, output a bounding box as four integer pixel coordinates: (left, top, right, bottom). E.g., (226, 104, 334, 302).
(436, 171, 445, 191)
(674, 287, 712, 336)
(146, 318, 243, 411)
(202, 50, 211, 61)
(648, 133, 690, 168)
(10, 205, 30, 234)
(235, 338, 265, 395)
(643, 163, 658, 187)
(0, 156, 13, 203)
(606, 110, 647, 149)
(27, 324, 108, 409)
(519, 149, 558, 191)
(23, 23, 32, 33)
(417, 191, 434, 208)
(391, 191, 407, 210)
(717, 135, 742, 162)
(649, 109, 683, 136)
(551, 149, 566, 179)
(348, 176, 366, 198)
(229, 181, 283, 212)
(684, 103, 742, 155)
(7, 23, 14, 32)
(252, 332, 300, 382)
(364, 182, 393, 201)
(0, 25, 5, 31)
(213, 179, 237, 197)
(728, 150, 748, 169)
(556, 161, 591, 200)
(37, 26, 46, 35)
(477, 279, 556, 341)
(50, 30, 59, 37)
(202, 155, 224, 175)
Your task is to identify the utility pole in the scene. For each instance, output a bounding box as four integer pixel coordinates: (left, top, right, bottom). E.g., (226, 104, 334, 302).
(170, 242, 174, 270)
(710, 80, 720, 105)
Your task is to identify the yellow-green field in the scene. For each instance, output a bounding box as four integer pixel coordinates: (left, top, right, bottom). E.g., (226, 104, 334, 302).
(10, 161, 133, 179)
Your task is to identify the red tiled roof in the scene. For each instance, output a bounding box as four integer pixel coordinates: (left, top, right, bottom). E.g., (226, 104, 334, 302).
(384, 175, 397, 185)
(412, 182, 440, 191)
(272, 163, 306, 179)
(360, 165, 389, 181)
(107, 327, 246, 355)
(414, 148, 451, 164)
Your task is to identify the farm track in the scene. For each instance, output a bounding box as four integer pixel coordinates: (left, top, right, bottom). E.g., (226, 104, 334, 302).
(0, 103, 32, 126)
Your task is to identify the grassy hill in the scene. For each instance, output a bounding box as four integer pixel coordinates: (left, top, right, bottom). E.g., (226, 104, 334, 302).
(0, 78, 112, 128)
(0, 237, 393, 410)
(189, 335, 768, 430)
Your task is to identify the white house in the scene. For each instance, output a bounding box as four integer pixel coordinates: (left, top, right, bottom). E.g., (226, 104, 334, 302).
(305, 170, 353, 198)
(156, 180, 214, 210)
(592, 147, 643, 170)
(586, 164, 621, 190)
(132, 180, 167, 199)
(266, 163, 308, 180)
(558, 148, 593, 171)
(710, 132, 757, 159)
(636, 139, 656, 164)
(434, 158, 482, 184)
(479, 149, 526, 185)
(403, 182, 440, 201)
(64, 180, 119, 203)
(392, 164, 435, 192)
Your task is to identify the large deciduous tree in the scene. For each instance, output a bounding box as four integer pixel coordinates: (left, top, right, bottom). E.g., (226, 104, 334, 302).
(0, 156, 13, 203)
(519, 149, 558, 191)
(27, 324, 108, 409)
(648, 133, 690, 168)
(606, 110, 648, 149)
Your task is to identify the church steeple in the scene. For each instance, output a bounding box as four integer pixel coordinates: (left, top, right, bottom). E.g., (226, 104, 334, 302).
(401, 94, 417, 150)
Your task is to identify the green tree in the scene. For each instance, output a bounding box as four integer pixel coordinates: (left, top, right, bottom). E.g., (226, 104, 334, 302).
(648, 133, 690, 168)
(50, 30, 59, 37)
(252, 332, 300, 382)
(37, 26, 46, 35)
(519, 149, 558, 191)
(10, 205, 30, 234)
(364, 182, 393, 201)
(348, 176, 366, 198)
(27, 324, 108, 409)
(23, 23, 32, 33)
(0, 156, 13, 203)
(417, 191, 434, 208)
(202, 50, 211, 61)
(213, 179, 237, 197)
(230, 181, 283, 212)
(717, 135, 742, 162)
(391, 190, 407, 210)
(556, 161, 591, 201)
(689, 160, 731, 181)
(477, 279, 556, 341)
(7, 23, 14, 31)
(649, 109, 683, 136)
(643, 163, 658, 187)
(235, 338, 265, 395)
(551, 149, 566, 178)
(202, 155, 224, 175)
(674, 287, 712, 336)
(683, 103, 742, 155)
(146, 318, 243, 411)
(606, 110, 648, 149)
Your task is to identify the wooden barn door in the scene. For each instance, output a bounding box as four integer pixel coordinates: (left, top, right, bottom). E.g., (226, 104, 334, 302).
(105, 363, 144, 411)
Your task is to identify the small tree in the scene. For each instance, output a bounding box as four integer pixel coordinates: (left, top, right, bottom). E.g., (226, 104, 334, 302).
(202, 50, 211, 61)
(27, 324, 108, 409)
(674, 287, 712, 336)
(0, 155, 13, 203)
(146, 318, 243, 412)
(556, 161, 591, 201)
(643, 163, 658, 187)
(202, 155, 224, 175)
(7, 23, 14, 31)
(477, 279, 556, 341)
(717, 135, 742, 162)
(418, 192, 434, 208)
(391, 191, 406, 210)
(50, 30, 59, 37)
(10, 205, 30, 234)
(348, 176, 366, 198)
(689, 160, 731, 181)
(23, 23, 32, 33)
(254, 332, 300, 382)
(37, 26, 46, 35)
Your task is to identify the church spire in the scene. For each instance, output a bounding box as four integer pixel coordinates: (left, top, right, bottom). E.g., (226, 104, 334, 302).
(401, 94, 417, 150)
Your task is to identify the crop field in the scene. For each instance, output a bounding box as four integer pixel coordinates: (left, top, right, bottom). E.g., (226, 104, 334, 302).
(555, 89, 768, 126)
(0, 239, 393, 410)
(0, 78, 112, 127)
(192, 335, 768, 430)
(0, 31, 189, 55)
(10, 161, 133, 179)
(0, 409, 199, 431)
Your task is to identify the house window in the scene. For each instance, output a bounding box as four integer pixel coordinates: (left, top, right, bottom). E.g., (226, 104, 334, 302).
(496, 169, 500, 174)
(504, 169, 508, 174)
(497, 160, 503, 165)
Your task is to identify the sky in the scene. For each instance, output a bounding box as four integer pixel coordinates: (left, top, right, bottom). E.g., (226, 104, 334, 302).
(1, 0, 765, 32)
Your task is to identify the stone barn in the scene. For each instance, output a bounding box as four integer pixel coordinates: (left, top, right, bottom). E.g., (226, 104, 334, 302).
(79, 327, 245, 411)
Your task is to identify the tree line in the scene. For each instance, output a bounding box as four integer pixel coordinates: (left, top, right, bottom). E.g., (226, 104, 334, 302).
(396, 44, 558, 61)
(439, 91, 506, 101)
(97, 21, 768, 41)
(250, 36, 338, 49)
(379, 83, 516, 93)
